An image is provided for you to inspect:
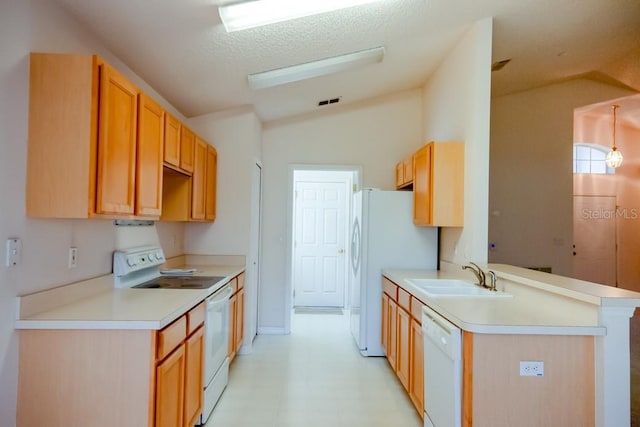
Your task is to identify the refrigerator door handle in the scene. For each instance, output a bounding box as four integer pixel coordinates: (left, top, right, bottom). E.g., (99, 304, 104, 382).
(351, 217, 361, 275)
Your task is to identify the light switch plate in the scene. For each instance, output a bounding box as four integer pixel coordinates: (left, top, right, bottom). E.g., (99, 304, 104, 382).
(68, 247, 78, 269)
(6, 238, 21, 267)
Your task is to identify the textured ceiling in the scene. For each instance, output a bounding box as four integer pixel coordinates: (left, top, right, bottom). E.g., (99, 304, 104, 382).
(52, 0, 640, 121)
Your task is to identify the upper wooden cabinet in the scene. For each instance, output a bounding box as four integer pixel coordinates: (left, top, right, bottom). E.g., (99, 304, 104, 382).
(162, 135, 217, 223)
(205, 145, 217, 221)
(95, 62, 138, 215)
(395, 154, 414, 190)
(136, 93, 164, 217)
(164, 117, 194, 176)
(180, 126, 196, 174)
(163, 112, 181, 169)
(26, 53, 163, 219)
(191, 137, 208, 221)
(413, 141, 464, 227)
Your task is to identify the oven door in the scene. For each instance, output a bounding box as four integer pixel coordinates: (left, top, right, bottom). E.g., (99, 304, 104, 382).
(204, 284, 233, 385)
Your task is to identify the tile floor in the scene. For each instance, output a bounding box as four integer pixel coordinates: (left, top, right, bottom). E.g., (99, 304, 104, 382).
(204, 311, 422, 427)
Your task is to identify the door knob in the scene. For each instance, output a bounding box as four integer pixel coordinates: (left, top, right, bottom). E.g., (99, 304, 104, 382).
(338, 249, 345, 253)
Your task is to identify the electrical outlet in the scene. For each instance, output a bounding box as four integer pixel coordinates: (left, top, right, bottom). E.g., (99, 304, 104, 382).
(68, 247, 78, 269)
(520, 361, 544, 377)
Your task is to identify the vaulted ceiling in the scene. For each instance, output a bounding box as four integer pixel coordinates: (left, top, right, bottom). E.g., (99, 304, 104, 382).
(53, 0, 640, 122)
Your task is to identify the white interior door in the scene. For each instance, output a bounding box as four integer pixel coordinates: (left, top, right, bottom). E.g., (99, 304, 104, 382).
(293, 179, 348, 307)
(573, 195, 617, 286)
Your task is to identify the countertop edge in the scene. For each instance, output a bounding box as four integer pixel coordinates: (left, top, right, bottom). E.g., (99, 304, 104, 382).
(14, 264, 245, 331)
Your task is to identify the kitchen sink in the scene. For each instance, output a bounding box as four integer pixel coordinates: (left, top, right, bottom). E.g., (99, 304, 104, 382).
(406, 278, 512, 298)
(406, 278, 475, 288)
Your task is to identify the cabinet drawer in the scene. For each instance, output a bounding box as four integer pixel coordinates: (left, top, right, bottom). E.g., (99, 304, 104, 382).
(398, 287, 411, 312)
(187, 302, 205, 335)
(382, 277, 398, 300)
(157, 315, 187, 360)
(410, 296, 426, 322)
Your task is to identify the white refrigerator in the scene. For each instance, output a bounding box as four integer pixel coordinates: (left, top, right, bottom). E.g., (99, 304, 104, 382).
(349, 189, 438, 356)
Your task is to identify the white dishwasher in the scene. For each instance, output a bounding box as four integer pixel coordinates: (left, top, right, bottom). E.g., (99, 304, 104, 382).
(422, 305, 462, 427)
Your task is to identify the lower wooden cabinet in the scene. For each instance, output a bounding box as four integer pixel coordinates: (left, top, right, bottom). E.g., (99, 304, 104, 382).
(409, 317, 424, 413)
(382, 277, 425, 417)
(396, 302, 411, 390)
(183, 326, 205, 427)
(381, 292, 389, 355)
(155, 344, 186, 427)
(228, 272, 246, 363)
(17, 303, 206, 427)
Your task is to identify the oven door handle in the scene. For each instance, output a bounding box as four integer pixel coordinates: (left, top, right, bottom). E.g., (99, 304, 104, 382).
(206, 285, 233, 310)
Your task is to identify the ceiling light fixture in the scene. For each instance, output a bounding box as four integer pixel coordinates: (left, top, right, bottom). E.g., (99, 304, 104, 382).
(247, 46, 385, 90)
(605, 104, 623, 168)
(218, 0, 384, 32)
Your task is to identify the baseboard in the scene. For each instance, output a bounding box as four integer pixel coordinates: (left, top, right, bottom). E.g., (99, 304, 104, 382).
(257, 326, 287, 335)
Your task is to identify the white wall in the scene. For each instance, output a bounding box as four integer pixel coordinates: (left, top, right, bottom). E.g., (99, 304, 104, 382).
(260, 90, 423, 329)
(421, 18, 493, 265)
(0, 2, 187, 425)
(489, 79, 635, 275)
(185, 108, 262, 255)
(185, 108, 263, 347)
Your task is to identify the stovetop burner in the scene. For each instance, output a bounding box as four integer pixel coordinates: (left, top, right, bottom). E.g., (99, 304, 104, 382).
(133, 275, 226, 290)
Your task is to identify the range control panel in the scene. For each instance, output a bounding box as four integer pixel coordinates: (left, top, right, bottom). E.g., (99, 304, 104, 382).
(113, 246, 166, 284)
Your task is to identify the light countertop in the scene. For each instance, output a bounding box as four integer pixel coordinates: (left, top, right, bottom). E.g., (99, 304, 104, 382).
(381, 266, 636, 336)
(15, 264, 245, 330)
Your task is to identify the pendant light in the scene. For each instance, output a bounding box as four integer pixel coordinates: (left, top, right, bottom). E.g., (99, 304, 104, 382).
(605, 104, 623, 168)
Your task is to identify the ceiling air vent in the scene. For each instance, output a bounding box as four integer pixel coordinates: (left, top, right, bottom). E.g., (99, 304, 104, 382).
(318, 97, 341, 107)
(491, 59, 511, 72)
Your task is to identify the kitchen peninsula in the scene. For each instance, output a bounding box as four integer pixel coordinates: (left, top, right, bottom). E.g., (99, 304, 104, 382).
(382, 262, 640, 427)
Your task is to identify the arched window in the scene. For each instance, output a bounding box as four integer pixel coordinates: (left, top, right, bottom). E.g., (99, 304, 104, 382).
(573, 143, 615, 174)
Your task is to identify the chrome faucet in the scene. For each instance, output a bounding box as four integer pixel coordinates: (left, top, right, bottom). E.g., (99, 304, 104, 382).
(487, 270, 498, 291)
(462, 262, 486, 288)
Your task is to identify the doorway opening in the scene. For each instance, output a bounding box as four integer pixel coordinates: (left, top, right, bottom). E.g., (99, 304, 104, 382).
(571, 94, 640, 289)
(285, 166, 360, 333)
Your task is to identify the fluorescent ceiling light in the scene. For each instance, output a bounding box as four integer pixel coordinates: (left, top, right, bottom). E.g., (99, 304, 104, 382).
(218, 0, 384, 32)
(248, 46, 385, 90)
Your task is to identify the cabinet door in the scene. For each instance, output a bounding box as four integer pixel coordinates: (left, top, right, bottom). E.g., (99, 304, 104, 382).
(136, 93, 164, 217)
(205, 145, 217, 221)
(397, 306, 411, 391)
(409, 318, 424, 414)
(381, 293, 389, 355)
(164, 113, 181, 168)
(228, 292, 237, 361)
(413, 144, 432, 225)
(388, 298, 398, 369)
(403, 155, 414, 184)
(96, 62, 138, 215)
(235, 288, 245, 353)
(180, 126, 195, 173)
(183, 326, 205, 427)
(155, 345, 186, 427)
(191, 137, 207, 220)
(395, 162, 404, 189)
